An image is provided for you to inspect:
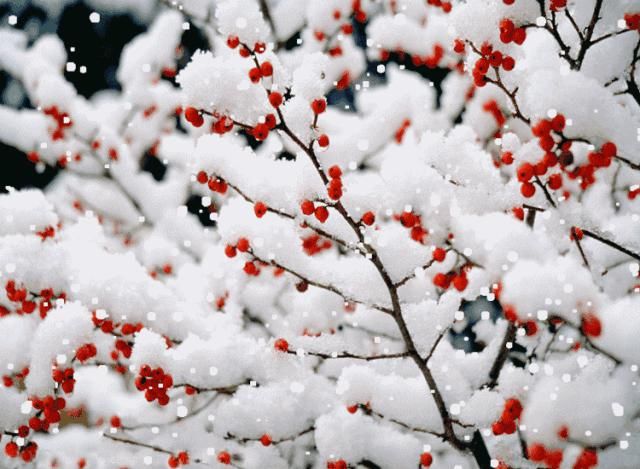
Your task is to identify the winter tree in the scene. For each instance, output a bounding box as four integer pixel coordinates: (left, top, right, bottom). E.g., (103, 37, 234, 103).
(0, 0, 639, 468)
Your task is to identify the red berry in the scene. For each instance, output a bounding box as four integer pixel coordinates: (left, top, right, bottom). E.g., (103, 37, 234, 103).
(227, 35, 239, 48)
(432, 247, 447, 262)
(196, 171, 208, 184)
(249, 67, 262, 83)
(4, 442, 18, 458)
(178, 451, 189, 465)
(547, 173, 562, 190)
(361, 211, 375, 226)
(301, 200, 315, 215)
(243, 262, 258, 276)
(452, 274, 468, 291)
(501, 55, 515, 71)
(551, 114, 566, 132)
(453, 39, 465, 54)
(317, 134, 330, 148)
(237, 238, 250, 252)
(217, 451, 231, 465)
(581, 313, 602, 337)
(168, 456, 179, 468)
(311, 98, 327, 114)
(517, 163, 534, 182)
(557, 425, 569, 440)
(420, 452, 433, 467)
(527, 443, 547, 462)
(502, 398, 523, 420)
(252, 123, 270, 141)
(254, 201, 268, 218)
(328, 165, 342, 179)
(399, 211, 417, 228)
(513, 28, 526, 45)
(501, 151, 514, 165)
(274, 338, 289, 352)
(225, 244, 237, 258)
(269, 91, 283, 108)
(601, 141, 617, 158)
(492, 420, 505, 435)
(520, 182, 536, 198)
(314, 206, 329, 223)
(260, 434, 272, 446)
(110, 415, 121, 428)
(433, 273, 449, 289)
(184, 107, 204, 127)
(346, 404, 358, 414)
(260, 61, 273, 77)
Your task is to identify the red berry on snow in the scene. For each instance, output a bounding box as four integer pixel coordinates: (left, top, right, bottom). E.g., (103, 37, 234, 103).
(269, 91, 283, 108)
(260, 434, 272, 446)
(311, 98, 327, 114)
(317, 134, 330, 148)
(361, 211, 375, 226)
(274, 338, 289, 352)
(581, 313, 602, 337)
(254, 201, 268, 218)
(432, 247, 447, 262)
(420, 452, 433, 467)
(314, 206, 329, 223)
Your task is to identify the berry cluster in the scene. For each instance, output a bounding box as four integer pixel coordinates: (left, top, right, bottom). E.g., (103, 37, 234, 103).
(502, 305, 538, 336)
(43, 105, 73, 141)
(74, 343, 97, 363)
(4, 281, 66, 319)
(167, 451, 190, 468)
(302, 234, 333, 256)
(29, 394, 67, 431)
(327, 165, 343, 201)
(4, 440, 38, 462)
(52, 367, 76, 394)
(224, 237, 250, 258)
(36, 225, 56, 241)
(135, 365, 173, 406)
(300, 199, 329, 223)
(396, 210, 428, 243)
(527, 443, 564, 469)
(2, 366, 29, 388)
(471, 41, 516, 87)
(196, 169, 229, 195)
(498, 19, 526, 46)
(491, 397, 523, 436)
(433, 267, 469, 292)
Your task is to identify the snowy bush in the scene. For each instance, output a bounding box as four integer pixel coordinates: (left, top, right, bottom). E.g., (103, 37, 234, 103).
(0, 0, 640, 468)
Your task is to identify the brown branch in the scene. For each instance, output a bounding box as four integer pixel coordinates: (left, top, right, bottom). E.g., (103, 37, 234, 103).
(286, 349, 409, 361)
(581, 228, 640, 262)
(572, 227, 591, 268)
(237, 46, 491, 465)
(226, 425, 314, 445)
(249, 251, 393, 314)
(573, 0, 603, 70)
(484, 321, 517, 389)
